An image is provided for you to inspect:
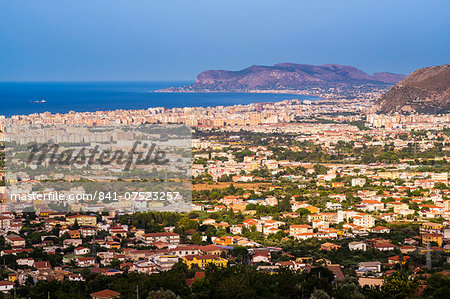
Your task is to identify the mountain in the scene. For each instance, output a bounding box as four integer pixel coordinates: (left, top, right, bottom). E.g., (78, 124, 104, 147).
(372, 72, 407, 84)
(371, 64, 450, 114)
(163, 63, 404, 92)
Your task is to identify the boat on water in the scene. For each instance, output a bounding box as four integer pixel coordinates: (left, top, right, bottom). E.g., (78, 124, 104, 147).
(30, 100, 47, 103)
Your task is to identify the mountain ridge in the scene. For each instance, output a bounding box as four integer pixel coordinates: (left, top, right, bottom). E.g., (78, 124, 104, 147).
(371, 64, 450, 114)
(162, 63, 405, 92)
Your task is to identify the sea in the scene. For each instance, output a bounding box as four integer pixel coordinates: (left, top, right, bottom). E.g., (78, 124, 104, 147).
(0, 81, 318, 117)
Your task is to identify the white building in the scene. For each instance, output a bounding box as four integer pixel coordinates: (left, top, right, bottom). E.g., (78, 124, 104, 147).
(349, 241, 367, 251)
(0, 281, 14, 293)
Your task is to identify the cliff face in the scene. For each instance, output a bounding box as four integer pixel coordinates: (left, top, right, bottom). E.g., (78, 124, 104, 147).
(371, 65, 450, 114)
(169, 63, 404, 91)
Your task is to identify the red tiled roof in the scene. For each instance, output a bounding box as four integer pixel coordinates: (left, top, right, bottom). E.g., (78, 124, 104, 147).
(143, 232, 179, 237)
(90, 289, 121, 298)
(199, 244, 223, 252)
(0, 281, 14, 286)
(34, 261, 51, 268)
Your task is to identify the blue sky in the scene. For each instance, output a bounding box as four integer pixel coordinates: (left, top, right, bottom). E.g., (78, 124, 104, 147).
(0, 0, 449, 81)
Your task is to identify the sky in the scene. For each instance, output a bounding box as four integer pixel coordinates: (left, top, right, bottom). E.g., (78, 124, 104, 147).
(0, 0, 449, 81)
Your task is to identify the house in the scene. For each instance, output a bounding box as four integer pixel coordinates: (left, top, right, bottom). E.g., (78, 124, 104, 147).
(404, 238, 418, 245)
(399, 246, 416, 254)
(252, 251, 271, 263)
(68, 230, 81, 239)
(360, 200, 384, 212)
(182, 254, 227, 269)
(263, 197, 276, 206)
(97, 251, 125, 266)
(289, 224, 313, 236)
(373, 243, 396, 251)
(104, 241, 121, 249)
(349, 241, 367, 251)
(388, 255, 410, 265)
(5, 235, 25, 248)
(370, 226, 390, 234)
(76, 257, 96, 267)
(199, 244, 224, 255)
(63, 238, 83, 248)
(7, 223, 22, 234)
(0, 248, 33, 257)
(74, 247, 90, 255)
(132, 261, 158, 274)
(357, 261, 381, 275)
(0, 281, 14, 293)
(352, 178, 366, 187)
(0, 216, 11, 231)
(444, 228, 450, 241)
(214, 236, 235, 246)
(90, 289, 121, 299)
(142, 232, 180, 245)
(153, 254, 179, 271)
(325, 202, 343, 211)
(294, 232, 317, 240)
(275, 260, 305, 271)
(17, 258, 35, 267)
(351, 214, 375, 228)
(109, 228, 127, 238)
(67, 214, 97, 227)
(242, 218, 260, 229)
(68, 274, 85, 281)
(358, 277, 384, 288)
(230, 224, 244, 235)
(33, 261, 51, 270)
(386, 202, 409, 213)
(420, 222, 443, 235)
(422, 234, 443, 247)
(262, 226, 281, 235)
(80, 227, 97, 238)
(320, 242, 341, 251)
(124, 249, 153, 261)
(172, 245, 200, 257)
(220, 196, 242, 205)
(202, 218, 216, 225)
(332, 182, 345, 188)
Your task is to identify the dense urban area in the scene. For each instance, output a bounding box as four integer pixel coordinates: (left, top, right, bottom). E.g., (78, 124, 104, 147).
(0, 89, 449, 299)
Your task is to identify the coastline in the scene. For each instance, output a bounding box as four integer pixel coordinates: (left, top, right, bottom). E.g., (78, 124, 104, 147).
(153, 89, 314, 96)
(0, 81, 319, 118)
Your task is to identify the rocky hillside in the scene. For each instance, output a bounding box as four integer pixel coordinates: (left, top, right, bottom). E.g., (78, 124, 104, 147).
(371, 64, 450, 114)
(163, 63, 404, 91)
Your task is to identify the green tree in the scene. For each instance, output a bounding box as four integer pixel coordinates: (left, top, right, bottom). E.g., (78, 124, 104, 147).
(314, 164, 329, 175)
(72, 219, 80, 229)
(382, 270, 417, 299)
(310, 288, 330, 299)
(147, 289, 180, 299)
(422, 273, 450, 298)
(191, 232, 202, 245)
